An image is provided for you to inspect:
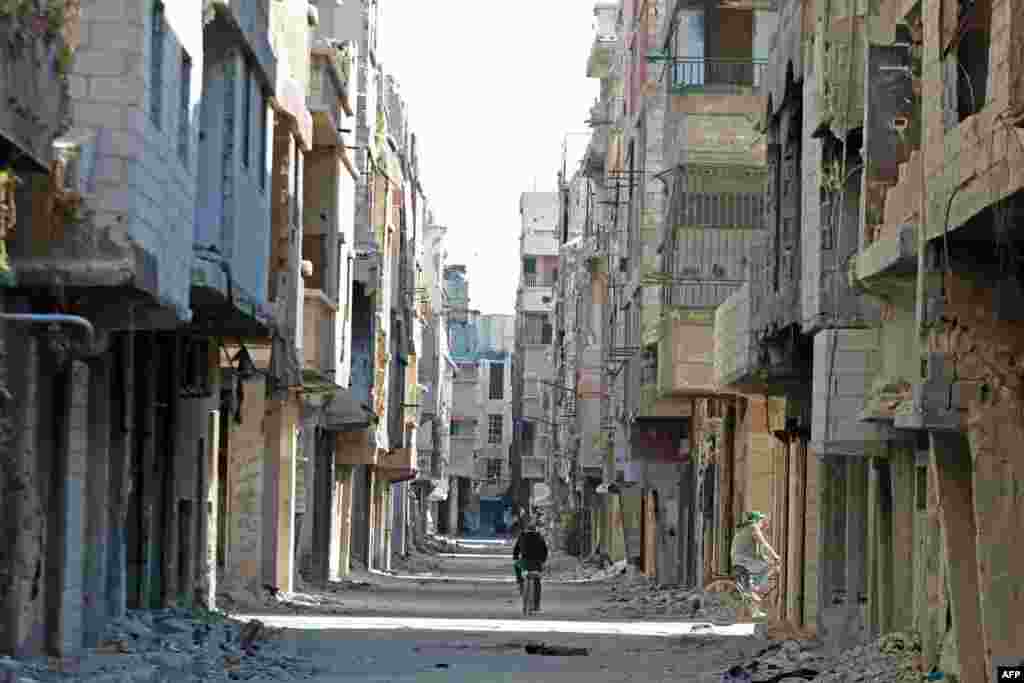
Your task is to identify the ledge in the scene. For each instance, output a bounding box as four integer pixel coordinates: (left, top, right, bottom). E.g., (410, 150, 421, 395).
(856, 223, 918, 284)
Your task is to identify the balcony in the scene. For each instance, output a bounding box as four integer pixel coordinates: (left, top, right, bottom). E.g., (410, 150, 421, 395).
(670, 58, 767, 94)
(206, 0, 276, 88)
(379, 446, 417, 482)
(303, 289, 337, 378)
(0, 5, 74, 170)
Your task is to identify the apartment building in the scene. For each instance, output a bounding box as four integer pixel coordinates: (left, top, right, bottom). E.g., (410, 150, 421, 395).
(0, 0, 443, 656)
(511, 193, 559, 513)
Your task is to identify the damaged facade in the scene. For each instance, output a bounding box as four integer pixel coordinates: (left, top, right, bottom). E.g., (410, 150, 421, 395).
(528, 0, 1024, 677)
(0, 0, 450, 658)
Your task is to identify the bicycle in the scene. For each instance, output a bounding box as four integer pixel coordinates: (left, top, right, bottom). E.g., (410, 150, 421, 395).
(703, 562, 780, 620)
(522, 569, 542, 616)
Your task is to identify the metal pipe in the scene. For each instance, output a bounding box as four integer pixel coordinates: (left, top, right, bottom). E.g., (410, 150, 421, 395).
(0, 313, 95, 348)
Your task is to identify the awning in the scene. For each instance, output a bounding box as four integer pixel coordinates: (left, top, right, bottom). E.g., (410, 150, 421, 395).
(324, 389, 373, 431)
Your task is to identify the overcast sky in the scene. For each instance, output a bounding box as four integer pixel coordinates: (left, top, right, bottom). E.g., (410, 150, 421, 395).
(378, 1, 599, 316)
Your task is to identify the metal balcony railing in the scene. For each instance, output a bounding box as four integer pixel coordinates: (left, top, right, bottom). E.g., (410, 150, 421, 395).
(670, 58, 767, 92)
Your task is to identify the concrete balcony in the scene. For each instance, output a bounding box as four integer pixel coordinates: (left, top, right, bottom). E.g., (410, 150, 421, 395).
(0, 7, 73, 170)
(205, 0, 276, 88)
(335, 427, 377, 466)
(303, 288, 337, 378)
(657, 312, 717, 397)
(379, 447, 417, 482)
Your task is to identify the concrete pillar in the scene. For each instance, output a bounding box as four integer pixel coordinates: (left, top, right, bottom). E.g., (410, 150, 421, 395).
(803, 444, 820, 632)
(198, 408, 220, 609)
(930, 432, 986, 683)
(889, 443, 916, 632)
(845, 458, 869, 642)
(263, 396, 298, 593)
(448, 478, 459, 537)
(920, 449, 946, 672)
(161, 334, 182, 608)
(107, 333, 133, 621)
(83, 356, 111, 647)
(310, 431, 335, 583)
(966, 401, 1024, 672)
(138, 335, 159, 609)
(382, 481, 394, 572)
(297, 418, 318, 578)
(53, 361, 89, 654)
(785, 438, 806, 627)
(333, 464, 354, 578)
(1, 325, 42, 656)
(869, 456, 894, 636)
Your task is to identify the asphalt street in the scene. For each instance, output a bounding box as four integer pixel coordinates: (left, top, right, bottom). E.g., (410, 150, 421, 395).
(234, 538, 769, 682)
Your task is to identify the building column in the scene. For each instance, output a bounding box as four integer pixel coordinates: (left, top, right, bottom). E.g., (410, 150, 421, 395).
(263, 395, 298, 593)
(1, 324, 41, 655)
(297, 417, 318, 579)
(866, 456, 893, 637)
(845, 458, 869, 643)
(83, 355, 111, 647)
(785, 437, 806, 627)
(310, 430, 335, 583)
(930, 432, 986, 683)
(137, 333, 160, 609)
(198, 408, 220, 609)
(889, 443, 916, 632)
(816, 454, 847, 646)
(53, 360, 89, 654)
(331, 461, 352, 580)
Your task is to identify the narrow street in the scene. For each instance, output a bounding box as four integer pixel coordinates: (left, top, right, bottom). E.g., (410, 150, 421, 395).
(234, 540, 767, 683)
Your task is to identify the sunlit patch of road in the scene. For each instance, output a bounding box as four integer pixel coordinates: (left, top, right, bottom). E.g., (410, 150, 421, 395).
(233, 614, 756, 638)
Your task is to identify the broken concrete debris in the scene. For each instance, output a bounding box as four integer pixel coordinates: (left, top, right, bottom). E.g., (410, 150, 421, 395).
(523, 642, 590, 656)
(0, 609, 315, 683)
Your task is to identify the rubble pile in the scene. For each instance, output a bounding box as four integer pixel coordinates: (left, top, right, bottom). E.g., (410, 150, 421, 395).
(588, 574, 740, 623)
(809, 631, 923, 683)
(724, 631, 925, 683)
(0, 609, 319, 683)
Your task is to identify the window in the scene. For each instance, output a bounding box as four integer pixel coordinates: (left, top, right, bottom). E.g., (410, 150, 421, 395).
(177, 51, 191, 164)
(486, 458, 502, 480)
(489, 362, 504, 400)
(521, 313, 550, 345)
(488, 414, 503, 444)
(523, 257, 537, 286)
(257, 91, 268, 190)
(150, 1, 165, 128)
(242, 62, 252, 169)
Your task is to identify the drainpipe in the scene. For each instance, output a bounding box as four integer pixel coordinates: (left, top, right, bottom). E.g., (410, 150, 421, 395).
(0, 313, 95, 350)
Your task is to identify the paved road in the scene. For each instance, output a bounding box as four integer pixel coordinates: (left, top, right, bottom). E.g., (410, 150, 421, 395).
(238, 539, 767, 682)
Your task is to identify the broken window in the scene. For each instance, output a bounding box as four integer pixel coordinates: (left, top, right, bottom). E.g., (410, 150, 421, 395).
(954, 0, 991, 123)
(523, 257, 537, 286)
(486, 458, 502, 480)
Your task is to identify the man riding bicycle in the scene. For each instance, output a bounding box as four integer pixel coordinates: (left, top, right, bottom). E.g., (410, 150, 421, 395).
(513, 521, 548, 612)
(730, 511, 781, 618)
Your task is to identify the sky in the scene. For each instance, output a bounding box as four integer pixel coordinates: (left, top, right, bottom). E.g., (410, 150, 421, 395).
(378, 1, 599, 316)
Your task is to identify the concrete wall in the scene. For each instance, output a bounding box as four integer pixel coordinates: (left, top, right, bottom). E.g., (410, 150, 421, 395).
(69, 0, 204, 319)
(195, 24, 273, 309)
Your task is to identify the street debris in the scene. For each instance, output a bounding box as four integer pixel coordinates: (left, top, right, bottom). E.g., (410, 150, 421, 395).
(0, 607, 317, 683)
(524, 642, 590, 656)
(724, 630, 925, 683)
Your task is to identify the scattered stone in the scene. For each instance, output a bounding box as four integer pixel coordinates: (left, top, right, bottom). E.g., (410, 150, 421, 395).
(524, 642, 590, 656)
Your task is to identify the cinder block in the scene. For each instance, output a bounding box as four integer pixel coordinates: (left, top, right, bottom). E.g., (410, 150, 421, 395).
(85, 20, 142, 51)
(90, 75, 145, 104)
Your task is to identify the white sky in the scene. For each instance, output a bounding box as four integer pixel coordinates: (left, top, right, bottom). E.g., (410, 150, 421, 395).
(378, 1, 599, 316)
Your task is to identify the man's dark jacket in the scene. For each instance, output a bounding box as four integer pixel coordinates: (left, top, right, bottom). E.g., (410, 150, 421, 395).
(513, 530, 548, 571)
